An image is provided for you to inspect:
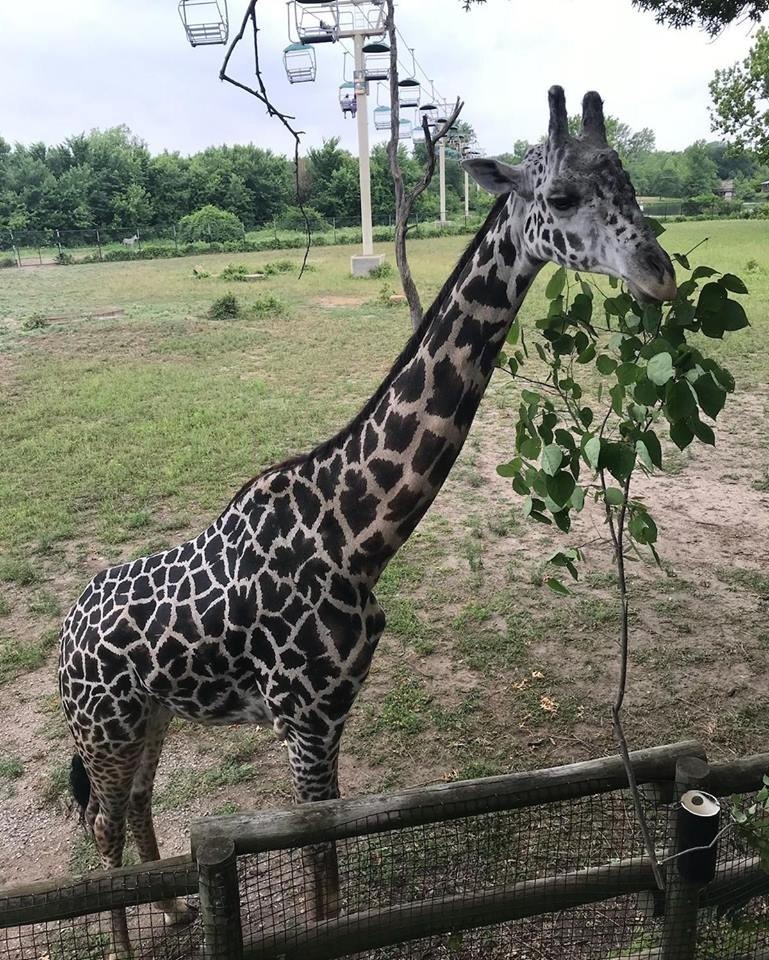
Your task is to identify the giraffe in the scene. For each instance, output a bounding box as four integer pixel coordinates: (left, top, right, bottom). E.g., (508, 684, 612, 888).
(58, 87, 676, 957)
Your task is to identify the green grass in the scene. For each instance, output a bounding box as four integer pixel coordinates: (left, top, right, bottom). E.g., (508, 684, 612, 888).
(0, 756, 24, 781)
(0, 629, 58, 685)
(1, 221, 768, 802)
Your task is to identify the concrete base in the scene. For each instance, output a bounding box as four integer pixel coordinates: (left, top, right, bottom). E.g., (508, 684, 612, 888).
(351, 253, 386, 277)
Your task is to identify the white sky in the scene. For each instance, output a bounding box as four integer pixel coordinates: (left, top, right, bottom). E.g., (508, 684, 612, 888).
(0, 1, 761, 158)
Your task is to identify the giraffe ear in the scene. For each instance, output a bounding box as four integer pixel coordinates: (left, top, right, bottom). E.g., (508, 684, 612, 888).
(461, 158, 531, 198)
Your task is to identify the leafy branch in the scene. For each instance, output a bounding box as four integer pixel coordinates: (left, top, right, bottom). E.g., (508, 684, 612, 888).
(496, 221, 747, 886)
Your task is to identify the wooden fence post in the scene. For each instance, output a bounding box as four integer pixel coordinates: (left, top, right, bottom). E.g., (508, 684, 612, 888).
(197, 836, 243, 960)
(659, 756, 715, 959)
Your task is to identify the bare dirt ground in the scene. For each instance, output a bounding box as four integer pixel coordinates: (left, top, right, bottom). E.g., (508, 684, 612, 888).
(1, 385, 768, 891)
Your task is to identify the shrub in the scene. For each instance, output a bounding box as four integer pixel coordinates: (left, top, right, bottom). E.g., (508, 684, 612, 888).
(0, 256, 15, 269)
(276, 206, 329, 232)
(178, 205, 245, 244)
(21, 314, 48, 330)
(369, 262, 393, 279)
(250, 294, 286, 318)
(208, 294, 240, 321)
(219, 263, 251, 281)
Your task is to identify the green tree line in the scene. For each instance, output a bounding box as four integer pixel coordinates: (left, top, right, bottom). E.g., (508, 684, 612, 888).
(2, 122, 767, 236)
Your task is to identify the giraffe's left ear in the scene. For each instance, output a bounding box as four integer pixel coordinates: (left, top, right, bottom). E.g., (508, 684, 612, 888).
(461, 158, 532, 199)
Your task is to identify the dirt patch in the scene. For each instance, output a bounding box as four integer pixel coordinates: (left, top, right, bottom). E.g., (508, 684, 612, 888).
(315, 295, 368, 309)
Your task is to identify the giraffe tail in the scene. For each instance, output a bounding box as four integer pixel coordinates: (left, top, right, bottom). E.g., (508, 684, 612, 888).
(69, 753, 91, 822)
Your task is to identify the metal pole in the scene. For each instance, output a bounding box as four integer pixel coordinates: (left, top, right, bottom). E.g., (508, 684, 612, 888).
(439, 139, 447, 223)
(354, 32, 374, 257)
(464, 169, 470, 222)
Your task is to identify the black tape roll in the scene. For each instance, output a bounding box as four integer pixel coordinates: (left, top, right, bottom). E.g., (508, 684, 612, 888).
(676, 790, 721, 884)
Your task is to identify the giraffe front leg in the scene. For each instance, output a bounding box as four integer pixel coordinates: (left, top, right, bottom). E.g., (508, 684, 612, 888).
(285, 730, 342, 922)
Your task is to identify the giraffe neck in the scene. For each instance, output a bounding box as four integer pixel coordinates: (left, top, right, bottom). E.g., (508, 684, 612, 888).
(304, 194, 543, 583)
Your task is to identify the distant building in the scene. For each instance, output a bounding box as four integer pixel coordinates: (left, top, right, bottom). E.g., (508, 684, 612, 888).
(761, 180, 769, 193)
(715, 179, 735, 200)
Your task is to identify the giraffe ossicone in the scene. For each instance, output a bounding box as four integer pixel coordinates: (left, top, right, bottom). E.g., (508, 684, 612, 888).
(58, 85, 675, 957)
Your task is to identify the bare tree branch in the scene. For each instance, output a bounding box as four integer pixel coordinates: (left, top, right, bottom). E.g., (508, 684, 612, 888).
(219, 1, 311, 277)
(384, 0, 463, 330)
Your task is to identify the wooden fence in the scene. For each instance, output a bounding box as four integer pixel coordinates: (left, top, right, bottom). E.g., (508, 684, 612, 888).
(1, 739, 768, 960)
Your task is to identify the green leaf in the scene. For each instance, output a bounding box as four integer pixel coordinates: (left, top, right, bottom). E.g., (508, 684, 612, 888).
(605, 486, 624, 506)
(545, 578, 571, 595)
(665, 379, 697, 421)
(672, 252, 690, 270)
(571, 293, 593, 324)
(646, 352, 674, 386)
(553, 510, 571, 533)
(722, 299, 749, 332)
(596, 355, 617, 375)
(570, 484, 586, 511)
(691, 416, 715, 446)
(520, 437, 541, 460)
(496, 460, 520, 478)
(541, 444, 563, 476)
(640, 430, 662, 468)
(555, 428, 576, 452)
(579, 407, 594, 429)
(584, 436, 601, 470)
(634, 378, 658, 406)
(615, 362, 638, 386)
(629, 510, 658, 545)
(610, 383, 625, 416)
(646, 217, 665, 237)
(512, 474, 530, 496)
(670, 419, 694, 450)
(545, 267, 567, 300)
(547, 471, 576, 506)
(694, 375, 726, 419)
(691, 265, 718, 281)
(720, 273, 748, 295)
(636, 440, 653, 471)
(521, 388, 541, 405)
(576, 342, 596, 364)
(599, 441, 636, 482)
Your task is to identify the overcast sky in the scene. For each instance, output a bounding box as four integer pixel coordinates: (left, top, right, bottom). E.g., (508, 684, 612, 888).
(0, 1, 761, 159)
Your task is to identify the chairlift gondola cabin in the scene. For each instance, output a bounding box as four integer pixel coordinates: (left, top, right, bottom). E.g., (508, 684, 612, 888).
(178, 0, 228, 46)
(362, 39, 389, 82)
(339, 82, 357, 117)
(373, 106, 391, 131)
(293, 1, 339, 43)
(398, 118, 413, 139)
(398, 77, 420, 110)
(283, 42, 317, 83)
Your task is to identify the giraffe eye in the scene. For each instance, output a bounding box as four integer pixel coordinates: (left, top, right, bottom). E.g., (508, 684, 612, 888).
(550, 194, 578, 212)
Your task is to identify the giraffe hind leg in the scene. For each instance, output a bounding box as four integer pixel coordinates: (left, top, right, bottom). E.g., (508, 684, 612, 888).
(126, 705, 195, 926)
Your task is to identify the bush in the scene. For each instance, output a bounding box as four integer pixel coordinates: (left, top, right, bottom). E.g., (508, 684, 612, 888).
(208, 294, 240, 321)
(178, 205, 245, 244)
(21, 314, 48, 330)
(250, 294, 286, 318)
(0, 256, 16, 269)
(55, 251, 73, 265)
(276, 206, 329, 232)
(262, 259, 296, 276)
(219, 263, 251, 281)
(369, 262, 393, 279)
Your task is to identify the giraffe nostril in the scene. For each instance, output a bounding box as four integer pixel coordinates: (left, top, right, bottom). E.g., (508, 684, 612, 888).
(642, 249, 670, 282)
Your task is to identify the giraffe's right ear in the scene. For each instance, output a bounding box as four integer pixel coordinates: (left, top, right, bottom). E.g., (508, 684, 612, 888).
(461, 158, 531, 198)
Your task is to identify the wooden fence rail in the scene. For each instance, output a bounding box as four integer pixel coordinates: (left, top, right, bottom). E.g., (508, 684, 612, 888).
(1, 740, 768, 960)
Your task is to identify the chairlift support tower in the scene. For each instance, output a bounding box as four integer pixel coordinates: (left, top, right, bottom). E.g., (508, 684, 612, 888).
(289, 1, 386, 274)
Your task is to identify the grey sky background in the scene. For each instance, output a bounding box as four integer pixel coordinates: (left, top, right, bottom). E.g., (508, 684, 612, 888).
(0, 1, 761, 159)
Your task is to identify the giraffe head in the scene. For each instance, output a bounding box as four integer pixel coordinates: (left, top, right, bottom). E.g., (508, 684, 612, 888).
(463, 86, 677, 302)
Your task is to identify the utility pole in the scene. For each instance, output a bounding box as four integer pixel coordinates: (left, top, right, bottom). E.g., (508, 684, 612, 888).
(439, 139, 447, 223)
(350, 30, 384, 274)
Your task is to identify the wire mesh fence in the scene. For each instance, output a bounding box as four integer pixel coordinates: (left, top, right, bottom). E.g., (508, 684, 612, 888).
(2, 742, 769, 960)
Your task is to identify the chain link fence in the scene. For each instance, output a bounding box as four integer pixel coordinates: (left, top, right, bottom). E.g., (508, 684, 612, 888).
(2, 741, 768, 960)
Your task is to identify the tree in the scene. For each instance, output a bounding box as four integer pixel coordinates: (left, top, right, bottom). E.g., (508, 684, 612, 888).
(631, 0, 768, 32)
(682, 140, 719, 196)
(567, 115, 656, 163)
(177, 205, 245, 242)
(710, 27, 769, 162)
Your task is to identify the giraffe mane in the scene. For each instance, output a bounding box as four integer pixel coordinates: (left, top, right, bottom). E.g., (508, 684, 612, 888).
(227, 195, 509, 509)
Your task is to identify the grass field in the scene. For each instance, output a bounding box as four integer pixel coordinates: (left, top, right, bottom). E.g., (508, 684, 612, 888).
(0, 220, 768, 885)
